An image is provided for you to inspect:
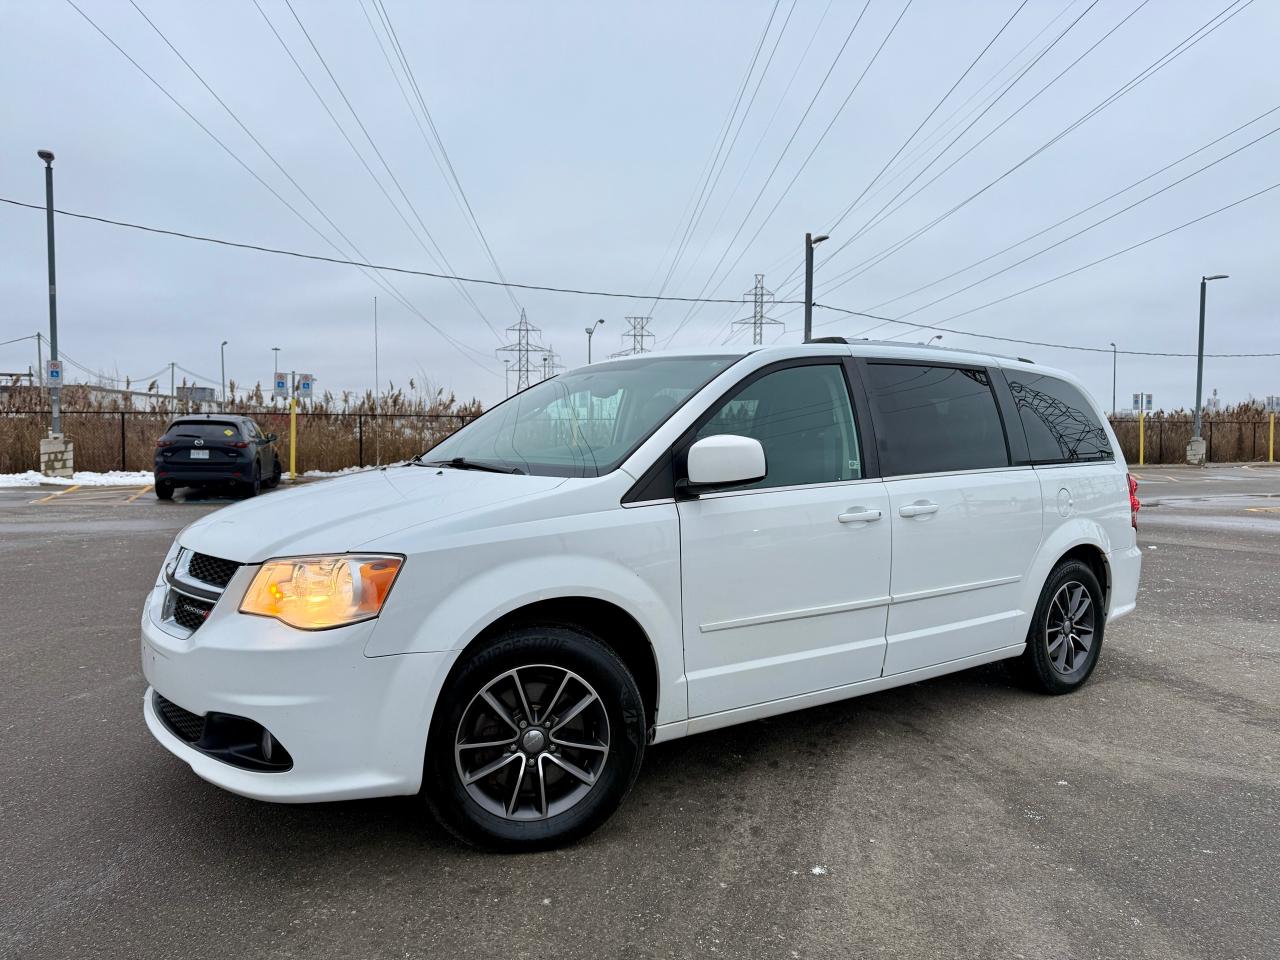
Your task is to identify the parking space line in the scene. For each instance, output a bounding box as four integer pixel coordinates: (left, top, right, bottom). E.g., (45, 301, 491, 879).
(123, 485, 153, 503)
(31, 484, 81, 504)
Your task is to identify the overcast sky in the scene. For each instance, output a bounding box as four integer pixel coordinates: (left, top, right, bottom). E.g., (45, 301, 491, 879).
(2, 0, 1277, 412)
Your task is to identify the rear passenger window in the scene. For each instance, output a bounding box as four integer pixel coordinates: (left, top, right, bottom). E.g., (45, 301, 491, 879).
(1006, 373, 1113, 463)
(864, 363, 1009, 476)
(696, 364, 862, 489)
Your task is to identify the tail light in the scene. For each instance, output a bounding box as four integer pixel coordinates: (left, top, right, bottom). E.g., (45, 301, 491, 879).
(231, 441, 250, 449)
(155, 439, 173, 448)
(1127, 473, 1140, 529)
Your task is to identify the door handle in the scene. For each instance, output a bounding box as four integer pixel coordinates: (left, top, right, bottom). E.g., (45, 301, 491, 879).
(898, 501, 939, 518)
(838, 508, 882, 523)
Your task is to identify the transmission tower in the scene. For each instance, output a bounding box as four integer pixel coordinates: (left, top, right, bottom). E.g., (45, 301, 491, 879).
(496, 309, 546, 394)
(539, 346, 564, 382)
(612, 316, 654, 357)
(733, 274, 780, 345)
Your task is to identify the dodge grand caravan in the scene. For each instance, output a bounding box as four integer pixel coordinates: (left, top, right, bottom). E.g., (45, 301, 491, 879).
(141, 341, 1141, 849)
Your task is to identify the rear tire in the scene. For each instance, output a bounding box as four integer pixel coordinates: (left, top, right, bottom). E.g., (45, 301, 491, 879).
(241, 464, 261, 499)
(424, 625, 646, 851)
(265, 456, 282, 489)
(1013, 559, 1105, 695)
(154, 480, 174, 501)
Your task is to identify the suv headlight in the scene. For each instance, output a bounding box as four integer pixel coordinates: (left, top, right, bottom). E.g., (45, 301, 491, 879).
(239, 554, 403, 630)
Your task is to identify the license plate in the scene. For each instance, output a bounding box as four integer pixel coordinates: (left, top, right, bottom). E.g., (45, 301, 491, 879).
(190, 449, 209, 459)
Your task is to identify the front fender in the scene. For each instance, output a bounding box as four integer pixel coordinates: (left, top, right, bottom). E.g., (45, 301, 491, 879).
(364, 507, 686, 726)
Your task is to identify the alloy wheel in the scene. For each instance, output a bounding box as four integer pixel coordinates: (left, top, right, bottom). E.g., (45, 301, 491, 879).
(454, 665, 610, 821)
(1046, 581, 1095, 675)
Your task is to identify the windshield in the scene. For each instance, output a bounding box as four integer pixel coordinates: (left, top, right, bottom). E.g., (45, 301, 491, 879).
(424, 355, 739, 477)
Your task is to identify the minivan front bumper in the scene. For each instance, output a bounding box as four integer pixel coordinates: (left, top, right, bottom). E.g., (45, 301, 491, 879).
(141, 580, 456, 802)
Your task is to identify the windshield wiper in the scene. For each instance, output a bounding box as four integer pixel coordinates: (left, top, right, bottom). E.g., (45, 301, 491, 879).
(415, 456, 523, 475)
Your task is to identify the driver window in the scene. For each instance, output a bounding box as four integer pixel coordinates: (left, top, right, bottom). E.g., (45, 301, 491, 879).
(696, 364, 861, 489)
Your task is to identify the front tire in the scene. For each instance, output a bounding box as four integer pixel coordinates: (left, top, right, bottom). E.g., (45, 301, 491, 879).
(1014, 559, 1105, 694)
(425, 625, 646, 851)
(241, 464, 261, 499)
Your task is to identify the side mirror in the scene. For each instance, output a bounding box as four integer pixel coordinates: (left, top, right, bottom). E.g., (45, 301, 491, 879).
(685, 434, 766, 489)
(265, 433, 277, 443)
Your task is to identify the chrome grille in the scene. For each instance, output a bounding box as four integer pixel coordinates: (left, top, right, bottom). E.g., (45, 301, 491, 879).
(173, 593, 214, 631)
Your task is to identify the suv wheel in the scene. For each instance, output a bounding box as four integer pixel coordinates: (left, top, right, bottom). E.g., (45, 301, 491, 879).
(155, 480, 174, 501)
(425, 625, 646, 851)
(265, 456, 282, 489)
(242, 464, 261, 499)
(1014, 559, 1105, 694)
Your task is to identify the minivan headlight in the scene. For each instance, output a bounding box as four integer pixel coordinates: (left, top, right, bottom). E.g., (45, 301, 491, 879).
(239, 554, 403, 630)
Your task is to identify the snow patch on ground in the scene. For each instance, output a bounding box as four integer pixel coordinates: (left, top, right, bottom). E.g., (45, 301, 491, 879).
(810, 866, 828, 876)
(0, 470, 154, 488)
(302, 466, 378, 478)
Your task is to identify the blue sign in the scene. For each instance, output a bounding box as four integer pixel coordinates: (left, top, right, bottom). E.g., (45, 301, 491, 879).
(46, 360, 62, 382)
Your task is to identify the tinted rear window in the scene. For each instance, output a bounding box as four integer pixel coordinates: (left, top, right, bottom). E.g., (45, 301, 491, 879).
(1006, 373, 1113, 463)
(166, 421, 243, 441)
(864, 362, 1009, 476)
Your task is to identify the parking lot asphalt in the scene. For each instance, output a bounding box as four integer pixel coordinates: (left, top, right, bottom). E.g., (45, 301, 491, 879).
(1, 466, 1277, 959)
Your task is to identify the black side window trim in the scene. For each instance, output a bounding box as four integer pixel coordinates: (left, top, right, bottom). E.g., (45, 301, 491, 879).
(622, 356, 877, 503)
(991, 368, 1031, 466)
(856, 358, 1013, 477)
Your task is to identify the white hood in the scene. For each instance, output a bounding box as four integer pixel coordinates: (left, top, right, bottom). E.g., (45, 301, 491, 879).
(178, 466, 567, 563)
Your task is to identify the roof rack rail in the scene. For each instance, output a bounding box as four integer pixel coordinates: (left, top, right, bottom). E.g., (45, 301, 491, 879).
(808, 336, 848, 344)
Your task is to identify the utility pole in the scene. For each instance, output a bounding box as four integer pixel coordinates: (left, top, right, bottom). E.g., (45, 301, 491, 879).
(540, 346, 563, 382)
(36, 332, 43, 387)
(1109, 342, 1117, 415)
(373, 297, 380, 466)
(220, 340, 228, 412)
(1190, 274, 1229, 464)
(38, 150, 61, 435)
(802, 232, 829, 343)
(734, 274, 779, 345)
(497, 309, 547, 395)
(613, 317, 654, 357)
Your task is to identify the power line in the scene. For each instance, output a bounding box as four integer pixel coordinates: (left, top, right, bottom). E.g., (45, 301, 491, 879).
(277, 0, 503, 342)
(659, 0, 882, 346)
(817, 177, 1280, 351)
(861, 102, 1280, 317)
(814, 304, 1280, 358)
(644, 1, 787, 320)
(814, 0, 1253, 300)
(365, 0, 524, 315)
(0, 196, 815, 305)
(68, 0, 495, 374)
(847, 115, 1280, 338)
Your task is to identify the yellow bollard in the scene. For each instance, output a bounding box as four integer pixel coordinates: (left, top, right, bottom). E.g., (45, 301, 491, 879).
(289, 395, 297, 481)
(1270, 412, 1275, 463)
(1138, 411, 1145, 466)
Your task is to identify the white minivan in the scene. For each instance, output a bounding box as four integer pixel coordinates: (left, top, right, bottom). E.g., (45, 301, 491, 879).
(141, 341, 1141, 849)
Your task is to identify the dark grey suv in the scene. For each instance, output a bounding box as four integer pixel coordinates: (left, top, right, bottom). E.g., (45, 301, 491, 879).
(153, 415, 282, 500)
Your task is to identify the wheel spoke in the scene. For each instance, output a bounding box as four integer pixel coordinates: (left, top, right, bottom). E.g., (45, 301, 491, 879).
(506, 758, 527, 816)
(552, 736, 608, 753)
(535, 756, 549, 817)
(457, 737, 516, 751)
(552, 692, 597, 733)
(1074, 629, 1092, 652)
(545, 752, 596, 786)
(463, 751, 520, 785)
(540, 670, 571, 725)
(480, 689, 519, 733)
(1071, 589, 1092, 620)
(510, 668, 534, 724)
(1046, 632, 1065, 656)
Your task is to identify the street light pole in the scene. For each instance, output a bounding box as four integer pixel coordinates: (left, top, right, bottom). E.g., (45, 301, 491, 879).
(38, 149, 60, 436)
(585, 318, 604, 364)
(927, 334, 943, 346)
(220, 340, 228, 412)
(803, 232, 829, 343)
(1193, 275, 1229, 441)
(1109, 342, 1117, 416)
(1189, 274, 1229, 464)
